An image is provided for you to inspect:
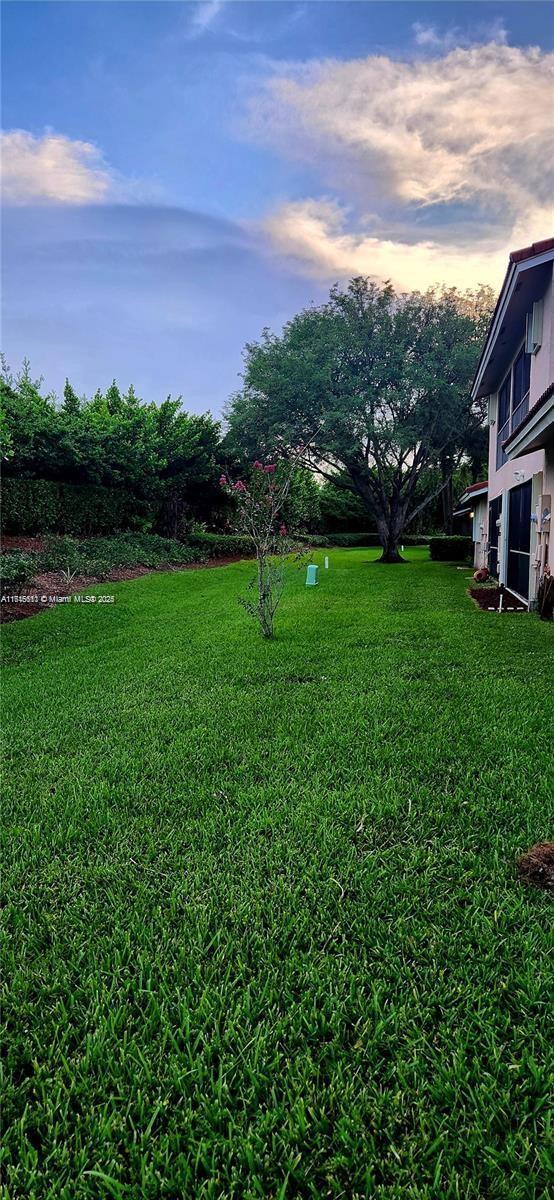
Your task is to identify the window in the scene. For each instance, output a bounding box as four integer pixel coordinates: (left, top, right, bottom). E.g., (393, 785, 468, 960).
(495, 340, 532, 467)
(525, 299, 543, 355)
(511, 347, 531, 434)
(496, 374, 510, 468)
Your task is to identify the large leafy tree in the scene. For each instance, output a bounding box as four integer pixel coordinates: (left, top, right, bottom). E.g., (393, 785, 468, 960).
(226, 278, 492, 561)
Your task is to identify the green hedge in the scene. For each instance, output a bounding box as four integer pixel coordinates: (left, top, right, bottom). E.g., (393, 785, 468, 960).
(189, 533, 253, 559)
(305, 532, 430, 548)
(429, 536, 473, 561)
(0, 479, 139, 536)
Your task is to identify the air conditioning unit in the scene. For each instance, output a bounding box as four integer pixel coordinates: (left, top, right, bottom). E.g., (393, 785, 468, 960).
(525, 299, 543, 354)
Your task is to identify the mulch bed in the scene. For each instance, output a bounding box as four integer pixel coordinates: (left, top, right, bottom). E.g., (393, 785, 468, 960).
(0, 555, 252, 624)
(469, 586, 527, 612)
(1, 535, 46, 554)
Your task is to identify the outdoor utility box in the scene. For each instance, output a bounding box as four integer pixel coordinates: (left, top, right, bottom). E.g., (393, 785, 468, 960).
(306, 564, 319, 587)
(539, 496, 551, 533)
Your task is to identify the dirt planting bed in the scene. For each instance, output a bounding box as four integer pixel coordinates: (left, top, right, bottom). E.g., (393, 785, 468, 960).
(469, 586, 527, 612)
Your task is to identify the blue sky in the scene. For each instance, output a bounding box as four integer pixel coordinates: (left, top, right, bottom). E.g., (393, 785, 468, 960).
(2, 1, 553, 415)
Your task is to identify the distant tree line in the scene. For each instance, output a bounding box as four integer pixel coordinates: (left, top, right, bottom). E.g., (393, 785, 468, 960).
(0, 358, 226, 537)
(1, 275, 493, 551)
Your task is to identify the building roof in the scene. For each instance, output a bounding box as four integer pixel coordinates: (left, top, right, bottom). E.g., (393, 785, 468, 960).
(472, 239, 554, 401)
(462, 480, 488, 495)
(509, 238, 554, 265)
(455, 480, 488, 515)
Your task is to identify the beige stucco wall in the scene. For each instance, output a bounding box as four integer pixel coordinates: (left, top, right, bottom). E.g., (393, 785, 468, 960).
(485, 268, 553, 601)
(488, 271, 553, 504)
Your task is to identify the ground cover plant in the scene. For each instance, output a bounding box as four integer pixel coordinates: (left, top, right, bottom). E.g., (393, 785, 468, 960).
(0, 534, 207, 596)
(2, 549, 553, 1199)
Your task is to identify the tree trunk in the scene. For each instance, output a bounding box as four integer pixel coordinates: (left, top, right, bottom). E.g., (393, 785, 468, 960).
(377, 540, 405, 563)
(440, 456, 454, 535)
(376, 522, 406, 563)
(347, 471, 406, 563)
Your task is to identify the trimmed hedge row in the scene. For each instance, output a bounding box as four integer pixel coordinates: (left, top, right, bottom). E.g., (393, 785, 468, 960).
(189, 532, 253, 559)
(305, 532, 430, 548)
(429, 536, 473, 561)
(0, 479, 139, 536)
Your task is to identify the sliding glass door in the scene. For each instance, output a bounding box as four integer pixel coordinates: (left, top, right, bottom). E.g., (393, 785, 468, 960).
(488, 496, 502, 578)
(507, 481, 532, 599)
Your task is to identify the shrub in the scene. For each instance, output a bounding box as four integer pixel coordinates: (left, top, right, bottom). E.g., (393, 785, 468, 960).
(39, 533, 206, 578)
(39, 536, 85, 573)
(0, 552, 38, 594)
(189, 532, 253, 559)
(0, 479, 138, 536)
(429, 536, 473, 562)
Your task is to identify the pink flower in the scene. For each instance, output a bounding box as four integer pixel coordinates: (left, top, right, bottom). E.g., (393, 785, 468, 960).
(219, 474, 227, 486)
(279, 524, 287, 536)
(253, 460, 263, 470)
(264, 463, 276, 473)
(234, 480, 247, 492)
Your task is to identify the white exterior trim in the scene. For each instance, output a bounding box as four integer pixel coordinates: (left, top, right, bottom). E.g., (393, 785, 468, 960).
(459, 485, 488, 505)
(472, 250, 554, 401)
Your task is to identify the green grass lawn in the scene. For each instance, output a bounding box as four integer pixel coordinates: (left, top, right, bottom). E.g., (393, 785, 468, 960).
(2, 548, 553, 1200)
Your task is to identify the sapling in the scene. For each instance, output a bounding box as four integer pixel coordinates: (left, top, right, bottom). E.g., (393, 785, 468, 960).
(220, 456, 303, 638)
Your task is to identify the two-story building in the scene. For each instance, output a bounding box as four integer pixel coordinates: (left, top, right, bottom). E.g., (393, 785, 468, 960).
(471, 238, 554, 608)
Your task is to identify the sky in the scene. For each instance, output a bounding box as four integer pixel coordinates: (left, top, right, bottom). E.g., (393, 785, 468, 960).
(1, 1, 553, 416)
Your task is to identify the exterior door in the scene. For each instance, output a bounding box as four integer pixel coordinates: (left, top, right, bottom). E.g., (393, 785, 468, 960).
(488, 496, 502, 578)
(507, 481, 532, 599)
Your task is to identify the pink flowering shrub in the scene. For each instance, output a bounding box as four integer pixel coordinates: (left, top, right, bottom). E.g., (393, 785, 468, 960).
(220, 458, 301, 638)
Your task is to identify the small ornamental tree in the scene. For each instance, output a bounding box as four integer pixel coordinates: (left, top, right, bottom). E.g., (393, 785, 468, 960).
(220, 459, 299, 639)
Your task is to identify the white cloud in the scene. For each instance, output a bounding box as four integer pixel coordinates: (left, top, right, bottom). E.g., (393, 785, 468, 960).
(412, 24, 443, 48)
(263, 199, 509, 291)
(412, 19, 508, 51)
(1, 130, 114, 204)
(247, 43, 554, 290)
(189, 1, 223, 38)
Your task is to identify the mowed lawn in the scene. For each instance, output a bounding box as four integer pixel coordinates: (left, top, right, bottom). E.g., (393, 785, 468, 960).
(2, 548, 553, 1200)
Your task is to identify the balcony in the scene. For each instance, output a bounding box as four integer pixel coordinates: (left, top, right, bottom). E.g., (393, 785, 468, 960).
(504, 384, 554, 459)
(510, 391, 529, 436)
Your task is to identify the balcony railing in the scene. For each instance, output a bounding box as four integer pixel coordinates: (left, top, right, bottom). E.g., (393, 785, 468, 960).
(511, 390, 530, 436)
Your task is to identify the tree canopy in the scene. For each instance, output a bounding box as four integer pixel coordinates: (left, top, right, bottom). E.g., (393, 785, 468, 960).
(0, 358, 222, 535)
(226, 278, 493, 560)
